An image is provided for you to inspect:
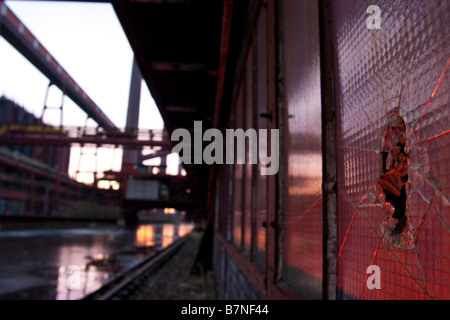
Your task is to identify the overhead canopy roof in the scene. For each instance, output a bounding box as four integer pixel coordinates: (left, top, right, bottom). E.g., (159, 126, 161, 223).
(113, 0, 224, 131)
(113, 0, 229, 207)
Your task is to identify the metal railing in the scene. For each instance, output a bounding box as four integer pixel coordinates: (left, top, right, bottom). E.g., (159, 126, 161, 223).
(0, 124, 171, 148)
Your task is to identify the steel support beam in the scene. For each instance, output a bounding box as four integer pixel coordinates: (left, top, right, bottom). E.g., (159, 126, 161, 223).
(0, 132, 171, 148)
(140, 149, 171, 161)
(319, 0, 338, 300)
(123, 57, 143, 167)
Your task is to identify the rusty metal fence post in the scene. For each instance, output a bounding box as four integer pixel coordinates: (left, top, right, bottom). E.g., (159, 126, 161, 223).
(319, 0, 338, 300)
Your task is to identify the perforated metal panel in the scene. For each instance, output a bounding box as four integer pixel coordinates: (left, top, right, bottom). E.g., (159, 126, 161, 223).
(334, 0, 450, 299)
(254, 5, 268, 270)
(281, 0, 323, 299)
(243, 48, 253, 255)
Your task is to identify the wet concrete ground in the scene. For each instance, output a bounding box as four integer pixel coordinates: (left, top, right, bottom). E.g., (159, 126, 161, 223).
(0, 223, 194, 300)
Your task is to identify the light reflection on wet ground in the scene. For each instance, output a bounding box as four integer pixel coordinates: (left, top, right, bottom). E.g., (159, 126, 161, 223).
(0, 223, 193, 300)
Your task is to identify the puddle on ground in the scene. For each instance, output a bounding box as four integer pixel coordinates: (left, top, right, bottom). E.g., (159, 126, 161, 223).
(0, 223, 193, 300)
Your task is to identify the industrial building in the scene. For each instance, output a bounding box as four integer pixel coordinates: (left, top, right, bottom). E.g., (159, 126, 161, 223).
(1, 0, 449, 300)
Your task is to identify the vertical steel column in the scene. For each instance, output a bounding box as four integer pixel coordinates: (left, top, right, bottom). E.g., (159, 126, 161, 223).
(122, 57, 142, 172)
(121, 57, 142, 227)
(319, 0, 338, 300)
(41, 82, 65, 215)
(160, 153, 167, 175)
(40, 82, 64, 129)
(266, 0, 281, 299)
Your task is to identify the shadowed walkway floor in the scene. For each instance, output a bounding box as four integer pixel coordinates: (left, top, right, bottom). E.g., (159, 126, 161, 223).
(131, 230, 216, 300)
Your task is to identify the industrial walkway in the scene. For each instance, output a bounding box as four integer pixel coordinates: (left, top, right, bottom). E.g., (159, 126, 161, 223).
(131, 230, 216, 300)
